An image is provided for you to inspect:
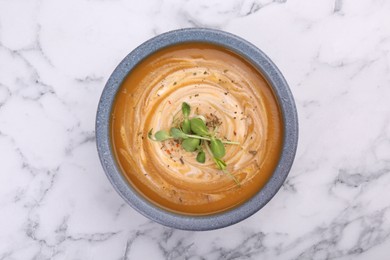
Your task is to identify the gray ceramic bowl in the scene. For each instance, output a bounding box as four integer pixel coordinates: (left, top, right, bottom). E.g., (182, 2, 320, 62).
(96, 28, 298, 231)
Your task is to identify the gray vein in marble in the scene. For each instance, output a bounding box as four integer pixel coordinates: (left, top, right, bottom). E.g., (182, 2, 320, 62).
(334, 168, 389, 189)
(244, 2, 262, 16)
(290, 207, 390, 260)
(179, 0, 288, 29)
(242, 0, 287, 16)
(0, 43, 56, 101)
(65, 130, 95, 155)
(24, 168, 58, 212)
(1, 133, 44, 178)
(114, 203, 127, 219)
(349, 58, 380, 80)
(67, 231, 119, 243)
(334, 0, 343, 14)
(122, 230, 148, 260)
(282, 178, 298, 193)
(0, 83, 11, 108)
(159, 239, 195, 260)
(18, 24, 54, 67)
(75, 75, 104, 83)
(24, 215, 120, 258)
(210, 232, 266, 259)
(0, 252, 12, 260)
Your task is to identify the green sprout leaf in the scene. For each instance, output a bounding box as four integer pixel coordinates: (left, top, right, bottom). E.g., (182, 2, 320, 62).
(148, 129, 154, 140)
(213, 157, 240, 186)
(182, 138, 200, 152)
(224, 169, 240, 186)
(170, 128, 188, 139)
(196, 150, 206, 163)
(182, 102, 190, 118)
(213, 157, 227, 170)
(194, 115, 206, 122)
(154, 130, 171, 141)
(181, 119, 191, 134)
(210, 138, 226, 159)
(190, 118, 209, 136)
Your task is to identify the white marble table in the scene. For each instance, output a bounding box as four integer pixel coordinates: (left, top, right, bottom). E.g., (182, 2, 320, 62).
(1, 0, 390, 259)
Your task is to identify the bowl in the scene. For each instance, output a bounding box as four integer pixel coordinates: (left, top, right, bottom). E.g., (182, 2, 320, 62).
(96, 28, 298, 231)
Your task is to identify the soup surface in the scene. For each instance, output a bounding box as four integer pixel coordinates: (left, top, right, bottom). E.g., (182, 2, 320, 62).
(111, 43, 283, 215)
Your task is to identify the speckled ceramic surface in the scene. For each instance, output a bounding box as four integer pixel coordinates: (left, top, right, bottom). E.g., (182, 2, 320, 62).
(96, 28, 298, 231)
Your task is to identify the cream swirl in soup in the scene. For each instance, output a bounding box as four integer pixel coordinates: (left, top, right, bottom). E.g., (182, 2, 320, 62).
(111, 43, 283, 215)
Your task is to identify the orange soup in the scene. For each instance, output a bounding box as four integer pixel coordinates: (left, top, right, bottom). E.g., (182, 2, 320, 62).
(111, 43, 283, 215)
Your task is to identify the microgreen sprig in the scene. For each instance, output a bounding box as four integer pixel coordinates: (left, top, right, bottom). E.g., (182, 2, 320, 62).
(148, 102, 241, 185)
(205, 140, 240, 186)
(196, 149, 206, 163)
(181, 102, 191, 134)
(148, 127, 239, 145)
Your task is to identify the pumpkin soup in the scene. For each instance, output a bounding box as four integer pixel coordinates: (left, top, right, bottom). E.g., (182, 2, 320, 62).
(111, 43, 283, 215)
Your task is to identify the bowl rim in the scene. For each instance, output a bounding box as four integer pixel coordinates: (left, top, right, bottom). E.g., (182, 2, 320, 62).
(96, 28, 298, 231)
